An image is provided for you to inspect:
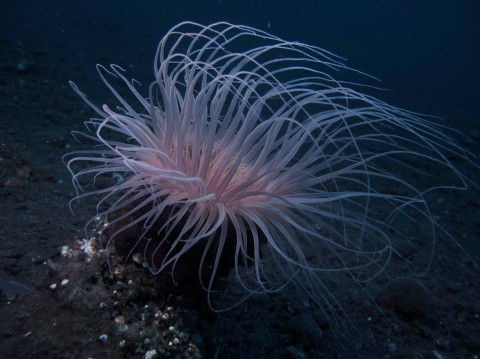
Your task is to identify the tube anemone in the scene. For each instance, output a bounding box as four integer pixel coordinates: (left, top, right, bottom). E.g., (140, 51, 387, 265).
(65, 22, 473, 313)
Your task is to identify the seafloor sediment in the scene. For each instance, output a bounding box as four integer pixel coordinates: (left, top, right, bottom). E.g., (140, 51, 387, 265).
(0, 36, 479, 359)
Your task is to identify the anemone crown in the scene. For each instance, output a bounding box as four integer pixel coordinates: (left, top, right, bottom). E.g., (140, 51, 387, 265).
(66, 21, 472, 314)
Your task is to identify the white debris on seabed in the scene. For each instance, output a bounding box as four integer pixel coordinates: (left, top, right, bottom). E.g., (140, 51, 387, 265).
(98, 334, 108, 342)
(118, 324, 129, 334)
(44, 215, 202, 358)
(60, 216, 109, 260)
(145, 349, 157, 359)
(60, 246, 71, 257)
(79, 238, 96, 257)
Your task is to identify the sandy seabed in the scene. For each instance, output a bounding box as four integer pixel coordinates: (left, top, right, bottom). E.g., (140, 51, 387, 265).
(0, 36, 479, 359)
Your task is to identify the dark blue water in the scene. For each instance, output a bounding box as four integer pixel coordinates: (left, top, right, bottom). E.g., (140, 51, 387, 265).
(2, 0, 479, 126)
